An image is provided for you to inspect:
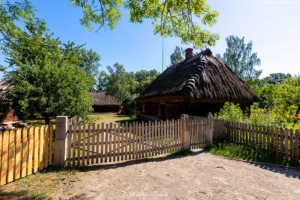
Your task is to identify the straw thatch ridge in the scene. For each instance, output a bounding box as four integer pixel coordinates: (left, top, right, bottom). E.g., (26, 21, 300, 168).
(136, 49, 262, 101)
(89, 90, 120, 105)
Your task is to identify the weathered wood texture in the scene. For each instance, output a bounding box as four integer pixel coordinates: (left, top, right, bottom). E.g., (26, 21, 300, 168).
(0, 125, 54, 185)
(66, 120, 184, 166)
(228, 122, 300, 163)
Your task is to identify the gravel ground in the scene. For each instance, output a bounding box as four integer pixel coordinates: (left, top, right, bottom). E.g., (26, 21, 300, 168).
(54, 150, 300, 200)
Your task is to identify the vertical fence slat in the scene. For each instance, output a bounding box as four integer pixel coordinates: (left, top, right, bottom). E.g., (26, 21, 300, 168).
(113, 124, 117, 162)
(72, 124, 77, 166)
(117, 123, 120, 162)
(133, 122, 136, 159)
(92, 123, 95, 164)
(270, 126, 274, 155)
(275, 127, 279, 157)
(0, 131, 2, 184)
(27, 128, 33, 176)
(77, 125, 81, 166)
(21, 129, 27, 177)
(7, 130, 15, 183)
(129, 123, 133, 160)
(82, 124, 86, 165)
(280, 128, 284, 159)
(285, 128, 289, 161)
(96, 124, 100, 164)
(100, 123, 104, 163)
(49, 125, 53, 166)
(87, 124, 90, 165)
(1, 130, 9, 185)
(295, 129, 299, 163)
(105, 124, 109, 162)
(38, 127, 43, 170)
(109, 123, 112, 162)
(140, 122, 143, 159)
(136, 122, 140, 159)
(67, 125, 72, 167)
(15, 129, 21, 179)
(267, 126, 270, 153)
(290, 129, 294, 162)
(44, 126, 49, 168)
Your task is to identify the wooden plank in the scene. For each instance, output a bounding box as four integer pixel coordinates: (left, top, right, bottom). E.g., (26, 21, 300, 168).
(21, 128, 28, 177)
(117, 123, 120, 161)
(39, 126, 44, 170)
(77, 125, 81, 166)
(91, 123, 95, 164)
(72, 124, 77, 166)
(129, 123, 133, 160)
(275, 127, 279, 157)
(87, 124, 91, 165)
(136, 122, 139, 159)
(172, 119, 175, 151)
(125, 122, 129, 160)
(158, 121, 162, 155)
(27, 128, 33, 176)
(96, 124, 100, 164)
(1, 130, 9, 185)
(280, 128, 284, 159)
(44, 126, 49, 168)
(175, 120, 178, 151)
(285, 128, 289, 161)
(105, 124, 109, 162)
(132, 122, 136, 159)
(82, 124, 86, 165)
(7, 130, 15, 183)
(121, 124, 124, 161)
(67, 125, 72, 167)
(109, 123, 112, 162)
(295, 129, 299, 163)
(267, 126, 270, 153)
(271, 126, 274, 155)
(290, 129, 294, 162)
(166, 120, 169, 153)
(144, 122, 148, 157)
(113, 124, 117, 162)
(15, 129, 21, 179)
(263, 125, 266, 150)
(0, 131, 2, 184)
(151, 122, 154, 156)
(100, 123, 104, 163)
(49, 125, 53, 166)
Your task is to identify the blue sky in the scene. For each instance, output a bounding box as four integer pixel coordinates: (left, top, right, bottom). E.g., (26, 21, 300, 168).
(1, 0, 299, 79)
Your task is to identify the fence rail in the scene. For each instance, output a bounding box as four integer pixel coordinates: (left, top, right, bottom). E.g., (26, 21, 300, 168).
(228, 121, 300, 163)
(0, 125, 54, 185)
(66, 120, 184, 166)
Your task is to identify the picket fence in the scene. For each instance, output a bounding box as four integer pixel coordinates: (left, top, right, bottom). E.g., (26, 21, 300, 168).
(66, 120, 186, 166)
(228, 121, 300, 163)
(0, 125, 54, 185)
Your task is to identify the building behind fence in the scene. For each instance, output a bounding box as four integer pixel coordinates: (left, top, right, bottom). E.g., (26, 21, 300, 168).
(0, 114, 299, 185)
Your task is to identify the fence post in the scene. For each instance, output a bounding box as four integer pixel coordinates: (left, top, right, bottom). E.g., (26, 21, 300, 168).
(180, 114, 190, 150)
(53, 116, 68, 167)
(208, 113, 214, 145)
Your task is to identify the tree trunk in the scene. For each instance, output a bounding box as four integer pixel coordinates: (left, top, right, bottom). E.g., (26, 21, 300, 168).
(45, 114, 51, 125)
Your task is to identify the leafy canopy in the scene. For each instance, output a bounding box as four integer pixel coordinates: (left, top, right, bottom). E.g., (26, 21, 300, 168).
(216, 35, 262, 82)
(70, 0, 220, 49)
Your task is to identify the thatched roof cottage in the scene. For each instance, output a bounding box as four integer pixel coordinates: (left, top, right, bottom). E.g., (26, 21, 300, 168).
(135, 48, 262, 120)
(89, 91, 120, 112)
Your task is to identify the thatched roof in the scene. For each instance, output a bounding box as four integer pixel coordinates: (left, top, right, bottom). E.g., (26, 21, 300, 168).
(89, 91, 120, 105)
(136, 49, 262, 102)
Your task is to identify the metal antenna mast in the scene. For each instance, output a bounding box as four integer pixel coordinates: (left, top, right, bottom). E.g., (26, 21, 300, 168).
(162, 37, 164, 72)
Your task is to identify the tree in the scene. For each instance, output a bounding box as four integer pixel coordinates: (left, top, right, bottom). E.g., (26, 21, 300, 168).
(70, 0, 220, 49)
(106, 63, 138, 102)
(97, 70, 110, 91)
(3, 57, 94, 125)
(134, 69, 160, 93)
(170, 46, 185, 66)
(216, 36, 262, 82)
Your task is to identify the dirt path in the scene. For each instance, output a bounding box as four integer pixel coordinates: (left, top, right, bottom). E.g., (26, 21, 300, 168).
(54, 150, 300, 200)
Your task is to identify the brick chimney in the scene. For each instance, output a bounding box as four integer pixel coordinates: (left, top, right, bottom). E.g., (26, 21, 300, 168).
(185, 48, 193, 59)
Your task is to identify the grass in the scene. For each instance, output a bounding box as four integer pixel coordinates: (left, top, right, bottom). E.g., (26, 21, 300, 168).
(0, 167, 78, 199)
(207, 140, 300, 167)
(24, 112, 146, 127)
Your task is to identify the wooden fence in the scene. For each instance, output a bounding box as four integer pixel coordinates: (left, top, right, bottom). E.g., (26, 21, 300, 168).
(0, 125, 54, 185)
(228, 121, 300, 163)
(66, 120, 183, 166)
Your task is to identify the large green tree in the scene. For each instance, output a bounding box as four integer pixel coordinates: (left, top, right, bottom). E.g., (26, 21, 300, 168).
(216, 36, 262, 82)
(70, 0, 220, 49)
(134, 69, 160, 93)
(106, 63, 138, 102)
(170, 46, 185, 66)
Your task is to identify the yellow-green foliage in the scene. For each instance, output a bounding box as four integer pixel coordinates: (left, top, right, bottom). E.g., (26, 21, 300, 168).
(215, 102, 300, 130)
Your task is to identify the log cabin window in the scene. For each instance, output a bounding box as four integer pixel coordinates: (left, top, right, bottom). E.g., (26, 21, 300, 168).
(142, 104, 145, 112)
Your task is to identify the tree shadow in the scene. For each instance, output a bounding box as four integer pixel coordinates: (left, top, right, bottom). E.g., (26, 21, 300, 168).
(0, 189, 50, 200)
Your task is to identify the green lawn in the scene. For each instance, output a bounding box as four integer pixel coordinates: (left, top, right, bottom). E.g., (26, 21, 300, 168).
(24, 112, 147, 127)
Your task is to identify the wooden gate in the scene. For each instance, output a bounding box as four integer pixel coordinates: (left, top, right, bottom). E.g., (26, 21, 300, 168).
(66, 120, 183, 166)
